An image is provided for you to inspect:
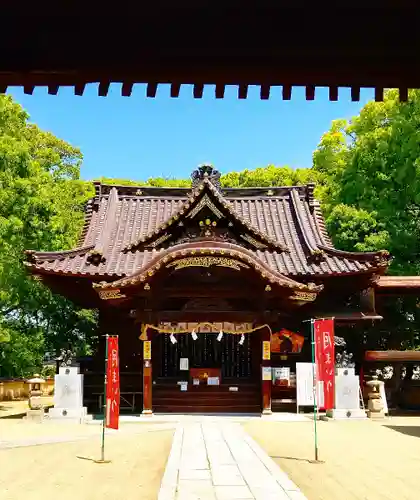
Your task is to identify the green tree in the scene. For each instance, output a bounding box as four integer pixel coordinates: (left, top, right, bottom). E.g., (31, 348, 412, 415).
(0, 94, 96, 377)
(314, 90, 420, 274)
(313, 89, 420, 351)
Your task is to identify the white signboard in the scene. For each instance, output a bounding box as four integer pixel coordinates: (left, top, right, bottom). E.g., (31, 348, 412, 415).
(54, 373, 83, 409)
(262, 367, 272, 381)
(207, 377, 220, 386)
(273, 367, 290, 386)
(180, 358, 189, 371)
(335, 373, 360, 410)
(296, 362, 324, 408)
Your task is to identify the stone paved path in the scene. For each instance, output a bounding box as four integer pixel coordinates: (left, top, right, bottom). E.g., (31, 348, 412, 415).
(158, 422, 307, 500)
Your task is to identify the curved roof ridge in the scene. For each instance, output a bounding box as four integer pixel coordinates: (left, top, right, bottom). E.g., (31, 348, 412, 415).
(92, 181, 312, 196)
(289, 188, 319, 255)
(95, 186, 119, 254)
(94, 240, 322, 295)
(318, 244, 391, 265)
(311, 201, 333, 247)
(78, 198, 95, 247)
(25, 245, 96, 263)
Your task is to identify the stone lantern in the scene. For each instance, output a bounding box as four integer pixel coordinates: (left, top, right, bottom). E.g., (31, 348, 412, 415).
(26, 374, 45, 422)
(366, 375, 385, 419)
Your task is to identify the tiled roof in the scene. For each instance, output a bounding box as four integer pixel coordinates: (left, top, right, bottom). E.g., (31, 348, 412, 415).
(25, 181, 391, 280)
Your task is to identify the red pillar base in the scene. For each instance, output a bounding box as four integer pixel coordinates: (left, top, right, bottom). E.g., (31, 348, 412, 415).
(143, 360, 153, 415)
(262, 407, 272, 416)
(261, 329, 272, 414)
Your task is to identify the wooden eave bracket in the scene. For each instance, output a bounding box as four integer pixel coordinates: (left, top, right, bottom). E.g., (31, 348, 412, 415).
(122, 178, 288, 253)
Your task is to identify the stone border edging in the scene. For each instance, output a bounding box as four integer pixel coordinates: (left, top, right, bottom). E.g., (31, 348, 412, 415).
(242, 431, 308, 500)
(158, 425, 184, 500)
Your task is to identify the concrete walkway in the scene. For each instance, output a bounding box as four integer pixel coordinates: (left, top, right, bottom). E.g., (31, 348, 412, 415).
(158, 422, 307, 500)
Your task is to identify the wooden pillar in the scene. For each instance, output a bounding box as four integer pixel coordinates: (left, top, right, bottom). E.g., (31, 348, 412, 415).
(261, 328, 272, 415)
(142, 338, 153, 415)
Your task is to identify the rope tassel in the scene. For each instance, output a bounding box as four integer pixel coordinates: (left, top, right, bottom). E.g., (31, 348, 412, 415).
(140, 322, 272, 341)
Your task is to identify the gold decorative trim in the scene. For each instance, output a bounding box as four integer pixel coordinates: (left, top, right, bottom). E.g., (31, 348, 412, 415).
(98, 289, 126, 300)
(166, 256, 249, 271)
(188, 194, 224, 219)
(290, 291, 317, 302)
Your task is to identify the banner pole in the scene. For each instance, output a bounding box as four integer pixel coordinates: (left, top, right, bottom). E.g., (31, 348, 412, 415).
(102, 334, 109, 461)
(96, 334, 110, 464)
(310, 319, 320, 462)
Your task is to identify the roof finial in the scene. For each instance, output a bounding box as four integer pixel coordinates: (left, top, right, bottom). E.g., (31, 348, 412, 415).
(191, 163, 221, 191)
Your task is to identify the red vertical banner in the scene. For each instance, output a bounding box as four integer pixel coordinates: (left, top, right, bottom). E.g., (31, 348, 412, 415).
(314, 319, 335, 411)
(106, 336, 120, 430)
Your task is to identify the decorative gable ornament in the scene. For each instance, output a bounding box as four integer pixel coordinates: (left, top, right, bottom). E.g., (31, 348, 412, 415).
(188, 194, 224, 219)
(122, 165, 286, 253)
(191, 163, 221, 191)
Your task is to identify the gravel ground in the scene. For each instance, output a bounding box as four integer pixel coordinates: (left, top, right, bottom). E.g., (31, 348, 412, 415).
(244, 416, 420, 500)
(0, 422, 174, 500)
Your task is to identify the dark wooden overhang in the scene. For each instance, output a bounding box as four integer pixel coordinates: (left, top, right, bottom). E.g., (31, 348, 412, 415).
(365, 350, 420, 363)
(323, 312, 383, 324)
(376, 276, 420, 295)
(1, 6, 419, 101)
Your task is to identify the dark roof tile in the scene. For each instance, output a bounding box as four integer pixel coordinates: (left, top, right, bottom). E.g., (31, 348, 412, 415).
(26, 182, 391, 279)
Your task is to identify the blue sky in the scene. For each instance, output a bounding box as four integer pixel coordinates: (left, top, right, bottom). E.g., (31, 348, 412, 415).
(8, 85, 374, 182)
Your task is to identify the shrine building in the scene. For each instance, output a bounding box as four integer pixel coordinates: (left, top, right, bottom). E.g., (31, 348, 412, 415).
(24, 164, 392, 415)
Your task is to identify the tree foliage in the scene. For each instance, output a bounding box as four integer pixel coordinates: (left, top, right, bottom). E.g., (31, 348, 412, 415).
(313, 90, 420, 352)
(0, 95, 96, 377)
(313, 90, 420, 274)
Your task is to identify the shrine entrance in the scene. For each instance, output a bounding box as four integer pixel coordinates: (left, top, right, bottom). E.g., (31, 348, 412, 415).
(98, 236, 320, 415)
(152, 322, 261, 413)
(158, 329, 253, 379)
